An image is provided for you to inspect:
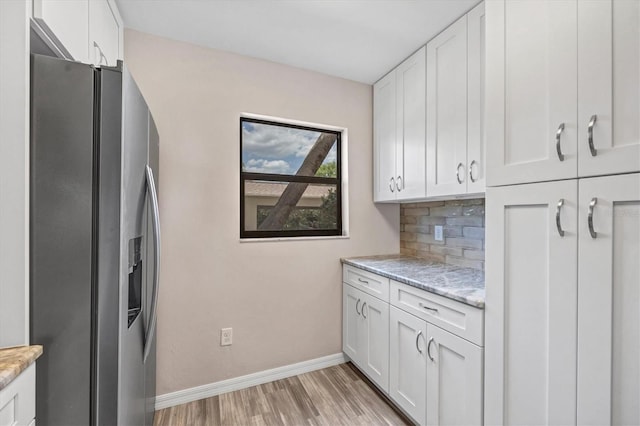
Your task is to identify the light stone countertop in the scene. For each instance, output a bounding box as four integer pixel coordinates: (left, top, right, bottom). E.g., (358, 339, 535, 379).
(0, 345, 43, 391)
(341, 254, 485, 309)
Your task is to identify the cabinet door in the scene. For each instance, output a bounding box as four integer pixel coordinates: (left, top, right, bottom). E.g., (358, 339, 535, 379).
(361, 293, 389, 393)
(426, 16, 468, 197)
(396, 47, 426, 200)
(426, 324, 482, 426)
(389, 306, 427, 425)
(486, 0, 577, 186)
(374, 71, 397, 202)
(577, 173, 640, 425)
(578, 0, 640, 177)
(466, 2, 486, 194)
(0, 363, 35, 426)
(89, 0, 121, 66)
(343, 284, 363, 364)
(33, 0, 89, 63)
(485, 179, 578, 425)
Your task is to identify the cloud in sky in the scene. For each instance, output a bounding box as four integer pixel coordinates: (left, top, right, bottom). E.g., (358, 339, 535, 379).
(242, 121, 337, 175)
(244, 159, 291, 174)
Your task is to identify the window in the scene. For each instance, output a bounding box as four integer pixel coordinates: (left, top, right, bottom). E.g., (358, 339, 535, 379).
(240, 117, 343, 238)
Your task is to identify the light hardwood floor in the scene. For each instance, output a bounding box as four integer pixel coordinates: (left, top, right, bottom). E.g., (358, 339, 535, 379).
(154, 362, 411, 426)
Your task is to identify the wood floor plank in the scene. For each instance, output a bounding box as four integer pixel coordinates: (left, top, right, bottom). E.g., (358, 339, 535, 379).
(154, 363, 411, 426)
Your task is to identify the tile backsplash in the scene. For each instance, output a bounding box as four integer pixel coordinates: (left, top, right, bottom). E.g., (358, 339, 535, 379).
(400, 199, 485, 270)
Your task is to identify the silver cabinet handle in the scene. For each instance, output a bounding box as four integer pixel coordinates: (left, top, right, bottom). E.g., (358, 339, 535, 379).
(456, 163, 465, 184)
(427, 337, 435, 362)
(396, 175, 403, 192)
(588, 197, 598, 239)
(143, 165, 161, 364)
(556, 123, 566, 161)
(556, 199, 565, 237)
(357, 278, 369, 284)
(93, 41, 108, 66)
(389, 177, 395, 192)
(416, 330, 423, 354)
(355, 298, 361, 316)
(419, 302, 438, 313)
(588, 115, 598, 157)
(469, 160, 478, 183)
(361, 302, 367, 319)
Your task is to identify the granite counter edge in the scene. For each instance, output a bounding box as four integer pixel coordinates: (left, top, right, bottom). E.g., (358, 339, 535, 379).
(341, 258, 485, 309)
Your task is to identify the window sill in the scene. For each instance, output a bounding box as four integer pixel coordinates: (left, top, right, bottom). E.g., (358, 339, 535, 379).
(239, 235, 350, 243)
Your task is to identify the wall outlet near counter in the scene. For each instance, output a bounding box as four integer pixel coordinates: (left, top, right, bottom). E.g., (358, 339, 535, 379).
(221, 328, 233, 346)
(434, 225, 444, 241)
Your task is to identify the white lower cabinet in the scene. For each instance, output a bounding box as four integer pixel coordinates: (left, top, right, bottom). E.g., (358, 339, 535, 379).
(342, 284, 389, 393)
(426, 324, 483, 426)
(344, 266, 484, 426)
(0, 364, 36, 426)
(389, 306, 427, 425)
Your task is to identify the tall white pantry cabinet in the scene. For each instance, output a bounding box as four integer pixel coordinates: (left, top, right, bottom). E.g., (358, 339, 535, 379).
(485, 0, 640, 425)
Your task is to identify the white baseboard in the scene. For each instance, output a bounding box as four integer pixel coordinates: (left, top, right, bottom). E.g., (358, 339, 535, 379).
(155, 352, 347, 410)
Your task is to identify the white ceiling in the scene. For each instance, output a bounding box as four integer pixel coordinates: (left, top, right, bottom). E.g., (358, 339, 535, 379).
(115, 0, 479, 84)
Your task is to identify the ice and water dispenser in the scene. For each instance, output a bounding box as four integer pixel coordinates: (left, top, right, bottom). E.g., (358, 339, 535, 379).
(128, 236, 142, 327)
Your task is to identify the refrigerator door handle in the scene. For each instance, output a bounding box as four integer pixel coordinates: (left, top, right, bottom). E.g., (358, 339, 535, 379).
(143, 164, 161, 364)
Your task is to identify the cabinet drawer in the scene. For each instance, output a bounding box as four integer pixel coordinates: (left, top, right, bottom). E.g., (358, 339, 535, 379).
(343, 265, 389, 302)
(390, 280, 484, 346)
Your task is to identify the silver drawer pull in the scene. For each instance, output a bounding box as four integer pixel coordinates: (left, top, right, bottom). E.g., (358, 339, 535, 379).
(361, 302, 367, 319)
(416, 330, 423, 354)
(427, 337, 435, 362)
(419, 302, 438, 313)
(556, 123, 565, 161)
(588, 197, 598, 239)
(355, 299, 361, 316)
(389, 177, 395, 192)
(396, 175, 403, 192)
(556, 199, 565, 237)
(357, 278, 369, 285)
(588, 115, 598, 157)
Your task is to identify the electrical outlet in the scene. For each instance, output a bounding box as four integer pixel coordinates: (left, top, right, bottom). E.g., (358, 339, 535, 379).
(220, 328, 232, 346)
(434, 225, 444, 241)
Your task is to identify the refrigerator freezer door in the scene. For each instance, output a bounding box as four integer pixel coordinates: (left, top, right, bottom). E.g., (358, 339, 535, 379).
(119, 67, 150, 426)
(30, 54, 95, 426)
(95, 66, 123, 426)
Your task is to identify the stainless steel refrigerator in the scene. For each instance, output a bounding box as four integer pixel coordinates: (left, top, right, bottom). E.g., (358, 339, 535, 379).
(30, 53, 160, 426)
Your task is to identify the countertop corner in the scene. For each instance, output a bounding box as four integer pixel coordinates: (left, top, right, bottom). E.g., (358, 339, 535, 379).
(0, 345, 43, 391)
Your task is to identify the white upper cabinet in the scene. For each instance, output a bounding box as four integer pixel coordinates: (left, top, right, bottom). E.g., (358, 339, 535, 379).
(33, 0, 90, 63)
(89, 0, 122, 67)
(426, 2, 485, 197)
(578, 0, 640, 177)
(374, 71, 398, 202)
(426, 16, 468, 197)
(577, 173, 640, 425)
(487, 0, 640, 186)
(33, 0, 122, 66)
(374, 47, 426, 202)
(466, 3, 486, 194)
(486, 0, 578, 186)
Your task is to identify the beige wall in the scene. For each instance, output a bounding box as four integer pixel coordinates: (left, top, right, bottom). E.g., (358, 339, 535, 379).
(124, 30, 399, 395)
